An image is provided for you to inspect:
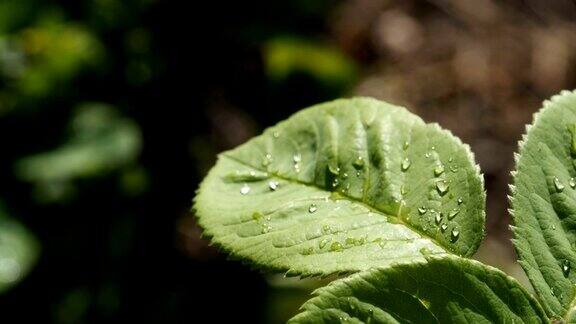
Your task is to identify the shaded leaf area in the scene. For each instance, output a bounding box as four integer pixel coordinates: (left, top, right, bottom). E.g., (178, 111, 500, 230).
(0, 204, 39, 294)
(195, 97, 485, 277)
(289, 256, 547, 324)
(511, 90, 576, 320)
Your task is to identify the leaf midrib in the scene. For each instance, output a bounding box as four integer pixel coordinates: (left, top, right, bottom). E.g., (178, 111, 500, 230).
(222, 153, 450, 255)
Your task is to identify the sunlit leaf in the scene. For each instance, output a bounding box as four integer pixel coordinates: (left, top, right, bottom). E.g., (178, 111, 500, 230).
(289, 256, 547, 324)
(194, 97, 485, 277)
(511, 89, 576, 320)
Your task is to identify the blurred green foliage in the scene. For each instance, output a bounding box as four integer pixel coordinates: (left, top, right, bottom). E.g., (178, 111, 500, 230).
(15, 103, 143, 203)
(264, 37, 357, 91)
(0, 203, 38, 294)
(0, 14, 102, 114)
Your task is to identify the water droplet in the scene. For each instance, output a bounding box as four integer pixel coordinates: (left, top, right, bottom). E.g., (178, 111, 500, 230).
(448, 157, 453, 162)
(308, 204, 318, 213)
(571, 178, 576, 189)
(434, 164, 445, 176)
(401, 158, 411, 171)
(330, 241, 343, 252)
(401, 185, 408, 195)
(342, 173, 349, 179)
(225, 170, 269, 182)
(319, 238, 331, 249)
(435, 213, 442, 225)
(261, 153, 273, 167)
(431, 146, 436, 150)
(353, 156, 365, 170)
(436, 181, 449, 195)
(328, 164, 340, 175)
(240, 184, 251, 195)
(302, 247, 313, 255)
(261, 224, 272, 234)
(322, 224, 331, 234)
(403, 141, 409, 150)
(448, 208, 459, 220)
(331, 178, 340, 188)
(457, 197, 464, 205)
(268, 181, 279, 191)
(425, 152, 430, 158)
(440, 223, 448, 232)
(563, 259, 571, 277)
(552, 224, 557, 230)
(554, 177, 565, 192)
(293, 154, 302, 163)
(451, 229, 460, 242)
(252, 212, 263, 221)
(273, 131, 280, 138)
(418, 206, 427, 215)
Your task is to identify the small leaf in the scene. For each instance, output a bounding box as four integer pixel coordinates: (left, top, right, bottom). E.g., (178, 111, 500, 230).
(511, 90, 576, 319)
(194, 97, 485, 277)
(289, 256, 548, 324)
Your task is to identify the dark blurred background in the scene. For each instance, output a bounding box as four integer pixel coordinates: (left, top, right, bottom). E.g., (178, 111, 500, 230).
(1, 0, 576, 322)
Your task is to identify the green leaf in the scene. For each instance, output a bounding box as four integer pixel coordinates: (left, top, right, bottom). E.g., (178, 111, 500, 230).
(194, 97, 485, 277)
(0, 205, 39, 294)
(289, 256, 547, 324)
(511, 89, 576, 320)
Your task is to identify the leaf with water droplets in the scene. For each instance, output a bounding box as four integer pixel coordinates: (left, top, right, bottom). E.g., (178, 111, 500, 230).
(194, 97, 485, 277)
(511, 90, 576, 319)
(289, 256, 547, 323)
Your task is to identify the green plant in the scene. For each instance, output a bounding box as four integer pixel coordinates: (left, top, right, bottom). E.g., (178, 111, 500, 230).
(194, 91, 576, 323)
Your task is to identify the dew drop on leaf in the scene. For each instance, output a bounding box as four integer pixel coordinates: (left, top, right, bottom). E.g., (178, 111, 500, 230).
(319, 238, 331, 249)
(261, 153, 273, 167)
(403, 141, 409, 150)
(308, 204, 318, 213)
(240, 184, 251, 195)
(352, 156, 364, 170)
(436, 181, 449, 195)
(401, 185, 408, 195)
(302, 247, 313, 255)
(268, 180, 279, 191)
(448, 208, 459, 220)
(434, 164, 445, 176)
(570, 177, 576, 189)
(261, 224, 272, 234)
(425, 152, 430, 158)
(457, 197, 464, 205)
(418, 206, 427, 215)
(563, 259, 571, 277)
(440, 223, 448, 232)
(252, 212, 263, 221)
(434, 213, 442, 225)
(451, 229, 460, 242)
(401, 158, 411, 171)
(554, 177, 565, 192)
(330, 241, 343, 252)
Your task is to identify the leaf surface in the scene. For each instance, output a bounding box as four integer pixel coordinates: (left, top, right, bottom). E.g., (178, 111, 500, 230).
(194, 97, 485, 276)
(512, 90, 576, 320)
(289, 256, 547, 324)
